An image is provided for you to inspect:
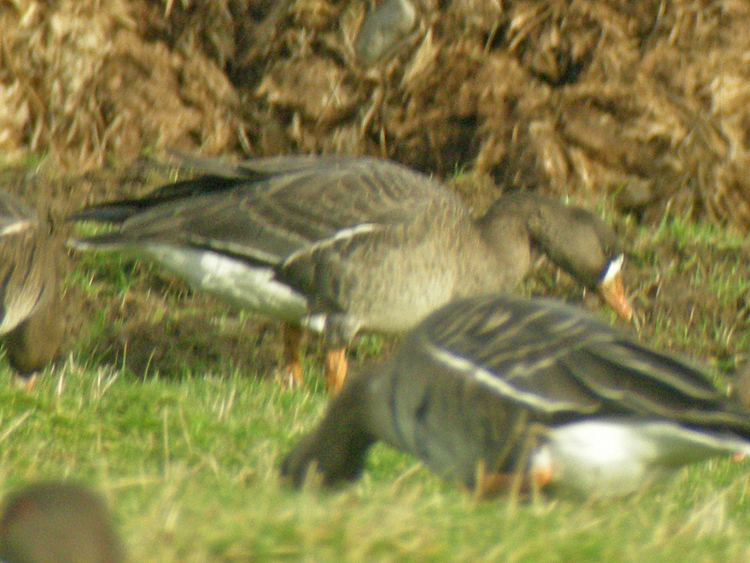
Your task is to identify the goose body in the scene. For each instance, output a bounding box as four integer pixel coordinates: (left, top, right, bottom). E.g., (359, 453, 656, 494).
(70, 156, 631, 391)
(0, 192, 62, 384)
(281, 294, 750, 498)
(0, 482, 125, 563)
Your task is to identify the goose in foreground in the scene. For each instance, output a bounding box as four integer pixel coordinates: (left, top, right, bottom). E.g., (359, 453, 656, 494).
(0, 482, 126, 563)
(69, 155, 632, 392)
(281, 294, 750, 498)
(0, 192, 63, 389)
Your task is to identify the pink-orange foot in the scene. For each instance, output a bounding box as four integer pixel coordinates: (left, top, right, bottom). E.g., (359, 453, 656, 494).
(280, 323, 304, 389)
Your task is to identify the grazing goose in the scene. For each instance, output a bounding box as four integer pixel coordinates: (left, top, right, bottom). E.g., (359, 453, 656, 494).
(69, 155, 631, 392)
(0, 192, 62, 389)
(0, 482, 125, 563)
(281, 294, 750, 498)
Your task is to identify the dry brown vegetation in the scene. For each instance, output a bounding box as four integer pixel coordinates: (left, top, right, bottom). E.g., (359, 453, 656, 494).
(3, 0, 750, 227)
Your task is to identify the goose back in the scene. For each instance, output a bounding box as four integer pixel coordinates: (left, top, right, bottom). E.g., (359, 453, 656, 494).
(71, 157, 525, 334)
(367, 296, 750, 485)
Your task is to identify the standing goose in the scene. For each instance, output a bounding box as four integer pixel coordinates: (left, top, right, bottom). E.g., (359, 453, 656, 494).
(281, 294, 750, 498)
(0, 192, 63, 389)
(0, 482, 126, 563)
(69, 155, 631, 392)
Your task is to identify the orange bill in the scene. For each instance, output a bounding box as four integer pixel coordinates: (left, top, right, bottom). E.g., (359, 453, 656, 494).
(599, 270, 633, 321)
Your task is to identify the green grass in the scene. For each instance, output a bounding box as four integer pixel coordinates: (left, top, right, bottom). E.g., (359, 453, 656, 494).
(4, 365, 750, 563)
(6, 184, 750, 561)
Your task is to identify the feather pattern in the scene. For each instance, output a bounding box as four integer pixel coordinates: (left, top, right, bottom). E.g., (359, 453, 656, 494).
(418, 296, 725, 419)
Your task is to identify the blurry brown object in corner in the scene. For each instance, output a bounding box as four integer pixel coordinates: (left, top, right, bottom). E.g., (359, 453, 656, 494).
(0, 481, 126, 563)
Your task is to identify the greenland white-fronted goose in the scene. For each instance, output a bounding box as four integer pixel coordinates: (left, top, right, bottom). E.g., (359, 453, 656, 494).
(281, 294, 750, 498)
(0, 482, 126, 563)
(0, 192, 62, 389)
(69, 155, 631, 392)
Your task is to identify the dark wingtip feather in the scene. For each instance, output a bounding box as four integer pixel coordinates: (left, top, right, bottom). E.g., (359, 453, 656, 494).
(67, 204, 142, 224)
(67, 174, 249, 225)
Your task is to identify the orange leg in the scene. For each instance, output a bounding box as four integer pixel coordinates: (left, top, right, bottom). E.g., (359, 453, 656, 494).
(475, 463, 553, 499)
(12, 374, 36, 393)
(324, 347, 348, 394)
(281, 323, 303, 389)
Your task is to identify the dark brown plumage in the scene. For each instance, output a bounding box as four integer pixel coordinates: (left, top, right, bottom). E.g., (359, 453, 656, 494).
(282, 294, 750, 497)
(69, 155, 630, 392)
(0, 482, 125, 563)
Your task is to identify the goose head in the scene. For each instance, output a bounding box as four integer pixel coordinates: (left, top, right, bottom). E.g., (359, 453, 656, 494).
(481, 192, 632, 320)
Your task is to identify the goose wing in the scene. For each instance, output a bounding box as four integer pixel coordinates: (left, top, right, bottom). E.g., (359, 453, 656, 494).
(412, 295, 749, 432)
(71, 156, 446, 268)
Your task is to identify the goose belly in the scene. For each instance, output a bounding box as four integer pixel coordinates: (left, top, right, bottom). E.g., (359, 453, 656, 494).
(361, 284, 454, 333)
(531, 420, 750, 498)
(350, 264, 457, 333)
(142, 244, 308, 323)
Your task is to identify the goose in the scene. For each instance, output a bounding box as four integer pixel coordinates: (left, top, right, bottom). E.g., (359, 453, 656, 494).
(281, 294, 750, 498)
(0, 192, 63, 389)
(0, 482, 125, 563)
(69, 155, 631, 392)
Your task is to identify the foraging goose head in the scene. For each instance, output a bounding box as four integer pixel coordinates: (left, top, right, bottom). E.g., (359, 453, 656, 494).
(0, 192, 63, 388)
(281, 294, 750, 497)
(69, 156, 630, 392)
(0, 482, 125, 563)
(480, 192, 632, 321)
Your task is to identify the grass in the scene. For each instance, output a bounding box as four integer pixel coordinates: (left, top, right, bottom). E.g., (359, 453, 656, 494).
(4, 176, 750, 561)
(5, 366, 750, 563)
(0, 368, 750, 562)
